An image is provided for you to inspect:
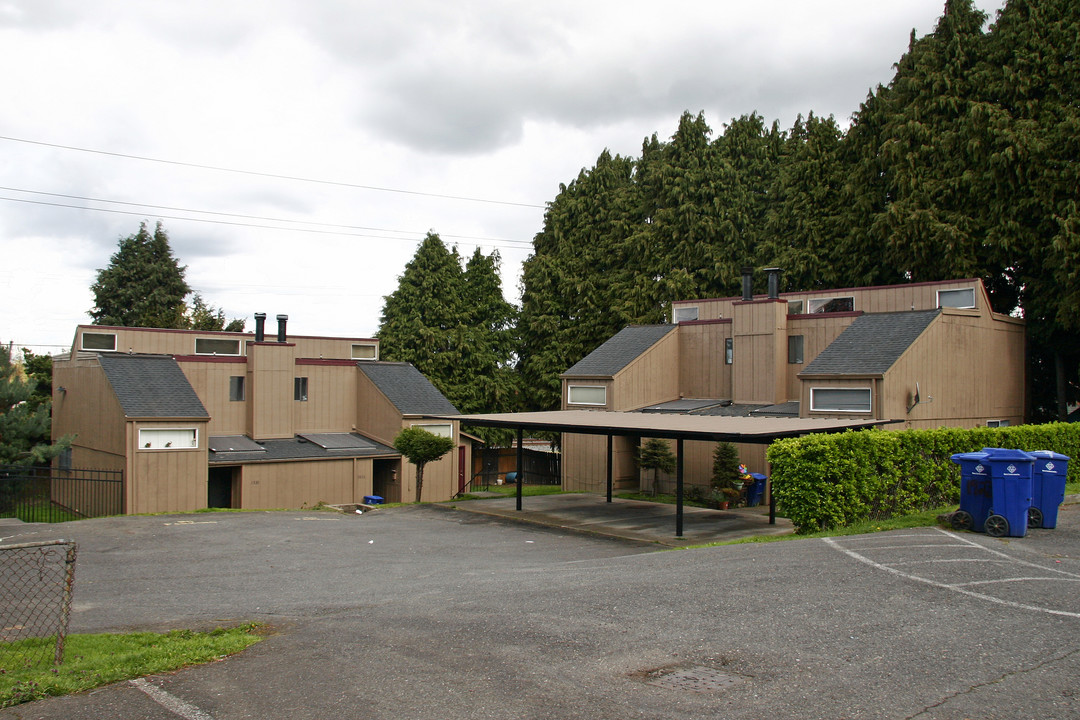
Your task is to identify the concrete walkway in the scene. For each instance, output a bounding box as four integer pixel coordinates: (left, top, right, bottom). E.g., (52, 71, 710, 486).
(445, 492, 793, 546)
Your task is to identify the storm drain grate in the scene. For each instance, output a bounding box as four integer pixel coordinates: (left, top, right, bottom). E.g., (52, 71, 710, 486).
(644, 665, 745, 693)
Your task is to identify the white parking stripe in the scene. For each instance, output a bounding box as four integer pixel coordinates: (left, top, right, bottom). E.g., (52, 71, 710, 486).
(130, 678, 214, 720)
(823, 536, 1080, 619)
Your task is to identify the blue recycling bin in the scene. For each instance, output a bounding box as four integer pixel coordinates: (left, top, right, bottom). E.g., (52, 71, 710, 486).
(363, 495, 383, 505)
(1028, 451, 1069, 529)
(745, 473, 767, 507)
(504, 471, 518, 483)
(949, 451, 993, 532)
(979, 448, 1035, 538)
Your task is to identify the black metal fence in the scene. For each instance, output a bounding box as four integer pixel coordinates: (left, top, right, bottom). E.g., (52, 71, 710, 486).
(468, 448, 561, 493)
(0, 465, 123, 523)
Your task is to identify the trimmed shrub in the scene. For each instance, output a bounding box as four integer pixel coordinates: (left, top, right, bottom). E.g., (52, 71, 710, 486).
(767, 423, 1080, 534)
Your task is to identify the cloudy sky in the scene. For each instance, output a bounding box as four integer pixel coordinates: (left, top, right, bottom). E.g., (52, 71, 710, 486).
(0, 0, 1007, 355)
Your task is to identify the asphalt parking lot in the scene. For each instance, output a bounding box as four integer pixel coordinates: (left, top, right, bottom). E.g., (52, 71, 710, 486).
(2, 501, 1079, 720)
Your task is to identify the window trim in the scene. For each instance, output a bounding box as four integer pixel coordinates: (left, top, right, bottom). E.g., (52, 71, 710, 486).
(808, 296, 855, 314)
(724, 338, 733, 365)
(937, 287, 976, 309)
(567, 384, 607, 406)
(138, 427, 199, 450)
(673, 306, 699, 323)
(810, 387, 872, 413)
(294, 376, 309, 402)
(81, 332, 117, 351)
(411, 422, 453, 438)
(229, 375, 245, 402)
(194, 337, 243, 356)
(788, 335, 804, 364)
(351, 343, 378, 361)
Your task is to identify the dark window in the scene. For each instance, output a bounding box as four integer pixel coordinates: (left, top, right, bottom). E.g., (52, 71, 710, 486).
(725, 338, 733, 364)
(809, 297, 854, 314)
(788, 335, 804, 364)
(294, 376, 308, 401)
(229, 376, 245, 401)
(195, 337, 241, 355)
(82, 332, 116, 351)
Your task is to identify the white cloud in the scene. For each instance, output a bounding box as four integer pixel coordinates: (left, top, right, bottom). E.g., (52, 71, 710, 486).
(0, 0, 1006, 349)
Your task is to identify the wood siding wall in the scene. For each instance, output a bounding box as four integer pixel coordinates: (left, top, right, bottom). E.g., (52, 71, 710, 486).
(610, 329, 680, 410)
(678, 321, 732, 399)
(247, 343, 297, 439)
(879, 310, 1026, 429)
(71, 325, 377, 361)
(294, 363, 358, 433)
(126, 420, 209, 514)
(52, 358, 128, 465)
(179, 359, 248, 436)
(672, 278, 988, 322)
(236, 458, 372, 509)
(732, 299, 788, 405)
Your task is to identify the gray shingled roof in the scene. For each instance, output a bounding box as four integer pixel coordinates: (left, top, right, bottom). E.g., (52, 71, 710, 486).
(357, 362, 459, 415)
(801, 310, 941, 376)
(562, 325, 676, 377)
(208, 434, 397, 464)
(98, 354, 209, 419)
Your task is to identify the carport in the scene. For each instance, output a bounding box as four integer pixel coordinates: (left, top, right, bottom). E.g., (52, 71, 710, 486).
(437, 410, 895, 537)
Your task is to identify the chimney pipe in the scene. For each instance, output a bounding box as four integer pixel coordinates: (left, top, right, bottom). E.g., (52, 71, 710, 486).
(741, 267, 754, 302)
(764, 267, 782, 299)
(254, 313, 266, 343)
(276, 314, 288, 343)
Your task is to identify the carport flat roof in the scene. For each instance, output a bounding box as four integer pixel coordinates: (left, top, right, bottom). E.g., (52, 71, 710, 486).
(435, 409, 896, 443)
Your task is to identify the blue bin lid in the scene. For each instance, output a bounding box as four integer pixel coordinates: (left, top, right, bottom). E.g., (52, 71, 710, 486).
(1028, 450, 1070, 461)
(950, 451, 989, 464)
(980, 447, 1036, 463)
(749, 473, 767, 480)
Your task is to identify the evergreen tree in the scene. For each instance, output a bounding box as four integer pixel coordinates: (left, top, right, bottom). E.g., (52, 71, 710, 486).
(638, 438, 676, 496)
(91, 221, 192, 328)
(518, 150, 640, 411)
(90, 221, 243, 331)
(379, 234, 516, 437)
(977, 0, 1080, 418)
(393, 426, 455, 502)
(1, 344, 71, 465)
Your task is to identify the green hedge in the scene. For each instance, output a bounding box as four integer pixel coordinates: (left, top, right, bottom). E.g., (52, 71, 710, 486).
(766, 423, 1080, 534)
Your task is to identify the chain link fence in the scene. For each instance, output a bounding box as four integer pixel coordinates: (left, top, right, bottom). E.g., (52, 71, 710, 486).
(0, 540, 77, 671)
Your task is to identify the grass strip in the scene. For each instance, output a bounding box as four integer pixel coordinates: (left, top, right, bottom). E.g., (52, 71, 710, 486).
(0, 624, 263, 708)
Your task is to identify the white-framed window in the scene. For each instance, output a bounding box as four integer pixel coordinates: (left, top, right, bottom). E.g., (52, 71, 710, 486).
(294, 377, 308, 401)
(411, 423, 453, 438)
(986, 419, 1010, 428)
(788, 300, 805, 315)
(810, 388, 872, 413)
(788, 335, 804, 364)
(195, 337, 242, 355)
(673, 306, 699, 323)
(351, 343, 378, 360)
(139, 428, 198, 450)
(82, 332, 116, 351)
(808, 297, 854, 314)
(725, 338, 733, 365)
(229, 376, 245, 402)
(938, 288, 975, 309)
(567, 385, 607, 406)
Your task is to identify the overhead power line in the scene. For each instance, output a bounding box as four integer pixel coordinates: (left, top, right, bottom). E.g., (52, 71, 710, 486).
(0, 195, 535, 251)
(0, 134, 546, 209)
(0, 186, 532, 247)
